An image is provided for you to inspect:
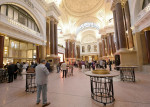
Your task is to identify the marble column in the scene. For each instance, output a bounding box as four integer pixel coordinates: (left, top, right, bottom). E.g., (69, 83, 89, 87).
(107, 35, 111, 56)
(109, 34, 112, 54)
(145, 31, 150, 63)
(113, 10, 120, 50)
(36, 46, 40, 63)
(50, 17, 55, 55)
(72, 42, 75, 58)
(110, 34, 116, 54)
(54, 21, 58, 55)
(99, 42, 102, 57)
(115, 3, 127, 49)
(104, 37, 108, 56)
(65, 40, 69, 58)
(124, 1, 134, 48)
(69, 41, 72, 58)
(0, 36, 4, 68)
(39, 45, 46, 60)
(102, 39, 106, 56)
(76, 45, 80, 58)
(46, 21, 50, 56)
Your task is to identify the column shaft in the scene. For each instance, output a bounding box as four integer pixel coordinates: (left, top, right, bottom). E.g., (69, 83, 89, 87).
(50, 18, 55, 55)
(115, 3, 127, 49)
(0, 36, 4, 68)
(124, 1, 134, 48)
(46, 22, 50, 55)
(99, 42, 102, 57)
(113, 10, 120, 50)
(102, 39, 106, 56)
(54, 22, 58, 55)
(65, 40, 69, 58)
(36, 46, 40, 63)
(145, 31, 150, 63)
(107, 35, 111, 56)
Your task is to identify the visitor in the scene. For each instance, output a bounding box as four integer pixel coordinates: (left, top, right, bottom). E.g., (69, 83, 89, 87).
(7, 62, 17, 83)
(14, 63, 18, 80)
(57, 62, 61, 73)
(109, 59, 112, 71)
(30, 62, 35, 68)
(61, 62, 67, 78)
(81, 60, 85, 72)
(35, 60, 50, 107)
(92, 61, 95, 70)
(45, 61, 50, 72)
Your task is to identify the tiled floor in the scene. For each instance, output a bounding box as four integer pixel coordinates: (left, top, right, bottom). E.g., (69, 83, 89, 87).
(0, 67, 150, 107)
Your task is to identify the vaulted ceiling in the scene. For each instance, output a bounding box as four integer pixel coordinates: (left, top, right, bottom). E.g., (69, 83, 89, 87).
(41, 0, 113, 42)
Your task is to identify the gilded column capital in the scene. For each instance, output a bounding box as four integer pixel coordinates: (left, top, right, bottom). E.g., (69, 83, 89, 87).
(54, 20, 58, 24)
(111, 0, 127, 10)
(49, 17, 55, 21)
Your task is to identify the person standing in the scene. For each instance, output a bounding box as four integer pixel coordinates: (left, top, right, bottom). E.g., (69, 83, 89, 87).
(7, 62, 17, 83)
(45, 61, 50, 72)
(35, 60, 50, 107)
(57, 62, 60, 73)
(61, 62, 67, 78)
(14, 64, 18, 80)
(109, 59, 112, 71)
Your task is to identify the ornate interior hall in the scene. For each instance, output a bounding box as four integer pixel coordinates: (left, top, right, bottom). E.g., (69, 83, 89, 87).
(0, 0, 150, 107)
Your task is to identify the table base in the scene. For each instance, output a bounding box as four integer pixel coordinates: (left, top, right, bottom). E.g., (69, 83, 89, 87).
(120, 68, 135, 82)
(90, 76, 115, 105)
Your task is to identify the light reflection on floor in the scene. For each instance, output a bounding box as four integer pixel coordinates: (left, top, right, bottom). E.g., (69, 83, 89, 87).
(0, 67, 150, 107)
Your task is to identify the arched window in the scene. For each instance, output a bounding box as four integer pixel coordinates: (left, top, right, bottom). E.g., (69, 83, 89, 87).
(0, 4, 40, 32)
(82, 46, 85, 52)
(87, 45, 91, 52)
(142, 0, 150, 9)
(94, 45, 97, 52)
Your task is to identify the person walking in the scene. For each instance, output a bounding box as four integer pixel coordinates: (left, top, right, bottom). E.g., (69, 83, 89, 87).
(35, 60, 50, 107)
(61, 62, 67, 78)
(57, 62, 60, 73)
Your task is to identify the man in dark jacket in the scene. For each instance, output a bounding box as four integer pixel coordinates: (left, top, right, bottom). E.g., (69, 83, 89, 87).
(7, 62, 17, 83)
(45, 61, 50, 72)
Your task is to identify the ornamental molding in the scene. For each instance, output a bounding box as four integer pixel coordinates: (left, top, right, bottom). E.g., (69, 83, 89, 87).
(134, 3, 150, 32)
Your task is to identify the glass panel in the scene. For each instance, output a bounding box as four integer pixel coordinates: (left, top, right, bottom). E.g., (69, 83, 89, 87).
(9, 40, 19, 58)
(14, 10, 18, 21)
(31, 21, 34, 30)
(33, 50, 36, 58)
(27, 50, 32, 58)
(1, 5, 6, 15)
(4, 37, 9, 47)
(20, 42, 27, 50)
(28, 19, 32, 28)
(18, 14, 27, 26)
(8, 6, 13, 19)
(28, 43, 34, 50)
(20, 50, 27, 58)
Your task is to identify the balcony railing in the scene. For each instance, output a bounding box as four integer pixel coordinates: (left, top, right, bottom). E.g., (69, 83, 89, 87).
(0, 14, 41, 38)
